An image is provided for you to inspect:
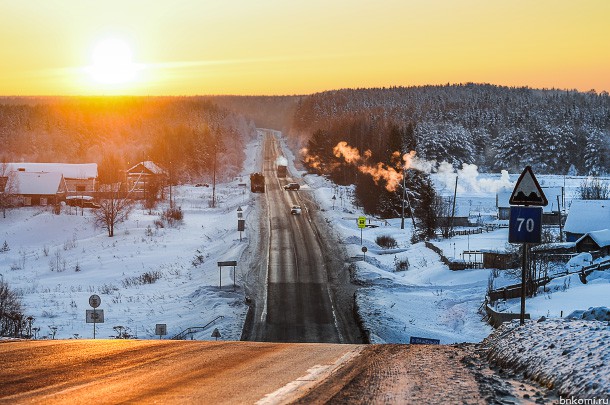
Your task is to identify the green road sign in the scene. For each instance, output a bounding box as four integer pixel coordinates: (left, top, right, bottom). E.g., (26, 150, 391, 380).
(357, 216, 366, 229)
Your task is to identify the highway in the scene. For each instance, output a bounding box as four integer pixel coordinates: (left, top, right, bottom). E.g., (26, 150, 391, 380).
(247, 133, 345, 343)
(0, 339, 360, 404)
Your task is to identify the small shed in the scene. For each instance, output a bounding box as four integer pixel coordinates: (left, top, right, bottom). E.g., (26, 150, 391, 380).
(481, 249, 516, 270)
(6, 171, 67, 206)
(564, 200, 610, 242)
(574, 229, 610, 258)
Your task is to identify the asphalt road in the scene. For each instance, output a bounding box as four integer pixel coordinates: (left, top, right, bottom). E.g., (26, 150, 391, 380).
(248, 133, 342, 343)
(0, 339, 361, 404)
(0, 340, 552, 404)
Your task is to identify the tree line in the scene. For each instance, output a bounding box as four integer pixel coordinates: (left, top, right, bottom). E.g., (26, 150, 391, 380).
(0, 96, 257, 184)
(289, 84, 610, 176)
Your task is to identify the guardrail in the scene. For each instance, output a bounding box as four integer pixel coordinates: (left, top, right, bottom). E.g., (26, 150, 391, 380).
(171, 315, 225, 340)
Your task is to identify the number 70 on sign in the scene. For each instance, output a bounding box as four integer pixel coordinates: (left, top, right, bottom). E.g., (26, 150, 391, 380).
(508, 206, 542, 244)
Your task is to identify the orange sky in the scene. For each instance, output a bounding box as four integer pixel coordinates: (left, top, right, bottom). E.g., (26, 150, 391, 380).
(0, 0, 608, 96)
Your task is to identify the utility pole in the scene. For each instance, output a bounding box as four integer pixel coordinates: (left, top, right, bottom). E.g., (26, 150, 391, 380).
(401, 167, 406, 230)
(212, 140, 217, 208)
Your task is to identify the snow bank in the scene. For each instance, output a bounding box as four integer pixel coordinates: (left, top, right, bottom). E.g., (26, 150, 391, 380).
(483, 318, 610, 398)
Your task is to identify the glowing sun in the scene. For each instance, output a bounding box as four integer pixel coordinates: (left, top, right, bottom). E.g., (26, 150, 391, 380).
(88, 38, 139, 85)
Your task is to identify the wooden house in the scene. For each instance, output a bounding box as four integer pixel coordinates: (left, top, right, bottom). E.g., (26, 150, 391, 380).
(497, 186, 564, 224)
(5, 163, 97, 195)
(6, 171, 66, 206)
(125, 161, 167, 199)
(437, 203, 471, 228)
(564, 200, 610, 242)
(574, 229, 610, 259)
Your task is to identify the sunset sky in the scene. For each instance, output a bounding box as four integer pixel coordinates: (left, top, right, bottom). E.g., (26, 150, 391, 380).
(1, 1, 608, 96)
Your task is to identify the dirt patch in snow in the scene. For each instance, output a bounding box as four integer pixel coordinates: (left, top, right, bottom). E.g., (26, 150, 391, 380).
(293, 344, 557, 404)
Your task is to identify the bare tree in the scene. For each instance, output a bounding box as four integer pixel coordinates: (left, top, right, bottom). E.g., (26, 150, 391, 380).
(577, 177, 610, 200)
(0, 280, 24, 337)
(93, 183, 133, 237)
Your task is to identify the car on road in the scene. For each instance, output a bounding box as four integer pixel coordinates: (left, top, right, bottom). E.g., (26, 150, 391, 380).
(284, 182, 300, 191)
(290, 205, 302, 215)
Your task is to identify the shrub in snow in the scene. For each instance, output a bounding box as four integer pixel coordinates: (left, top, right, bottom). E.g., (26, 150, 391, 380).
(0, 241, 9, 252)
(376, 235, 398, 249)
(161, 206, 183, 227)
(393, 255, 409, 272)
(122, 271, 163, 288)
(99, 284, 119, 294)
(191, 249, 205, 267)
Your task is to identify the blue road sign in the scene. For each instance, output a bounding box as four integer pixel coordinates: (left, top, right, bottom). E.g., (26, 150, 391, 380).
(409, 336, 441, 345)
(509, 206, 542, 244)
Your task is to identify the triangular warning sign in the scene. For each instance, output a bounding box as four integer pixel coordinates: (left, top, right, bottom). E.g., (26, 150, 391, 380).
(509, 166, 548, 206)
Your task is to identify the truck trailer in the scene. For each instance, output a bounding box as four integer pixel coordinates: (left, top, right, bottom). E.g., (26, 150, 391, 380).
(250, 172, 265, 193)
(277, 165, 287, 178)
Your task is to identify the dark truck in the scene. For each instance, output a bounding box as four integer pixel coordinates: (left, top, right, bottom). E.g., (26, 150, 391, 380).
(277, 165, 287, 178)
(250, 172, 265, 193)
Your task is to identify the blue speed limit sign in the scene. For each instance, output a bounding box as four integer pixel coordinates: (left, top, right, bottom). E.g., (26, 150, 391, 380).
(509, 206, 542, 243)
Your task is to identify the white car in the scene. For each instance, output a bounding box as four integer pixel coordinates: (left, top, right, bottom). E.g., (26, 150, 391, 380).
(290, 205, 302, 215)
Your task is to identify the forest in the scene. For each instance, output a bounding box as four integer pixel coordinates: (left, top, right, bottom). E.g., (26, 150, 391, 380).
(290, 84, 610, 176)
(288, 84, 610, 225)
(0, 96, 257, 184)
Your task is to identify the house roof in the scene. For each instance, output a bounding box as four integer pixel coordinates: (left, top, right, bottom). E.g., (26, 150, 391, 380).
(7, 171, 65, 195)
(126, 161, 166, 175)
(439, 203, 470, 218)
(564, 200, 610, 235)
(7, 163, 98, 179)
(575, 229, 610, 248)
(497, 186, 563, 213)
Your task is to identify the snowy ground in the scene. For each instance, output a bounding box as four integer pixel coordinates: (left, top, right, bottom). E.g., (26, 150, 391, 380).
(484, 318, 610, 399)
(0, 134, 267, 341)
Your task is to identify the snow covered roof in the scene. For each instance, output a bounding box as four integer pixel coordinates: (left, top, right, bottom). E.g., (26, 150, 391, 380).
(7, 171, 65, 195)
(6, 163, 98, 179)
(439, 203, 470, 218)
(126, 161, 166, 175)
(497, 186, 563, 213)
(564, 200, 610, 234)
(575, 229, 610, 248)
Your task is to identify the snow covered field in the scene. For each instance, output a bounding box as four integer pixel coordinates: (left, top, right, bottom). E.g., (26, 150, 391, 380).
(0, 135, 267, 341)
(2, 131, 609, 352)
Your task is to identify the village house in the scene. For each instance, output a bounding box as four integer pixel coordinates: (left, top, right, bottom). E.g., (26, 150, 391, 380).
(5, 171, 67, 206)
(4, 163, 98, 195)
(497, 186, 565, 224)
(563, 200, 610, 242)
(125, 161, 167, 199)
(574, 229, 610, 259)
(437, 203, 471, 229)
